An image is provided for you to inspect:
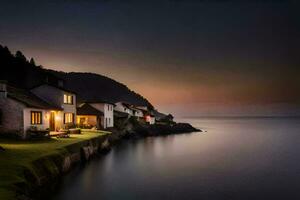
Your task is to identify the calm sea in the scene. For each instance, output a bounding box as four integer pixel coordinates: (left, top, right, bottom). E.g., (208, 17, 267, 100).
(49, 117, 300, 200)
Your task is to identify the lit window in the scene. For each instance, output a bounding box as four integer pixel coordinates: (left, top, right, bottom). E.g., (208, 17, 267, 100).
(79, 117, 86, 125)
(31, 111, 42, 125)
(64, 113, 74, 123)
(63, 94, 73, 104)
(68, 95, 73, 104)
(64, 94, 68, 104)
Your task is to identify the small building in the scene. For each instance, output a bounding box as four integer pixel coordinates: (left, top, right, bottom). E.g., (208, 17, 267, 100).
(114, 102, 134, 116)
(137, 107, 155, 124)
(133, 106, 156, 124)
(131, 107, 144, 118)
(152, 110, 174, 123)
(114, 110, 129, 120)
(30, 83, 77, 131)
(0, 82, 62, 139)
(114, 102, 155, 124)
(145, 114, 156, 125)
(77, 101, 114, 129)
(76, 103, 103, 129)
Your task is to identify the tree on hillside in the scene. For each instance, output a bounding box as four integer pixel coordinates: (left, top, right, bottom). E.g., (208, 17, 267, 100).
(29, 58, 36, 66)
(0, 45, 12, 58)
(3, 46, 11, 55)
(15, 51, 27, 62)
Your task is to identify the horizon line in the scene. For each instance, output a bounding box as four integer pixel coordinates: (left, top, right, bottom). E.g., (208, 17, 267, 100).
(176, 115, 300, 119)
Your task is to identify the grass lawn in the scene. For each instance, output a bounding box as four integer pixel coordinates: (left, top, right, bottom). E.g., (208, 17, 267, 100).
(0, 130, 110, 200)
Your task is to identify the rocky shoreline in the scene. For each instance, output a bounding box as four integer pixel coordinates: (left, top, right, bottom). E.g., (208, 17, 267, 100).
(109, 122, 200, 142)
(18, 121, 200, 200)
(108, 116, 200, 143)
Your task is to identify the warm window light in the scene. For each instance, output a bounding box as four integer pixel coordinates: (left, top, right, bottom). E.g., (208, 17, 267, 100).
(64, 113, 74, 123)
(31, 111, 42, 125)
(55, 115, 61, 121)
(146, 115, 151, 121)
(64, 94, 73, 104)
(45, 113, 50, 120)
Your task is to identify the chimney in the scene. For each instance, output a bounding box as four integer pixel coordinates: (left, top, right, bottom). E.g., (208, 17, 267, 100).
(0, 80, 7, 98)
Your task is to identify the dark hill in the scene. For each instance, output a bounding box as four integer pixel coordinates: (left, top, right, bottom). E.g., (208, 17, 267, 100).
(51, 71, 152, 107)
(0, 45, 153, 108)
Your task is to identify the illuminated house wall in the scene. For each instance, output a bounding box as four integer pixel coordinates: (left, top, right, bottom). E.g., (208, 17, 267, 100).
(90, 103, 114, 129)
(115, 102, 134, 116)
(76, 115, 97, 127)
(23, 108, 50, 133)
(145, 115, 155, 125)
(0, 82, 60, 138)
(31, 84, 77, 130)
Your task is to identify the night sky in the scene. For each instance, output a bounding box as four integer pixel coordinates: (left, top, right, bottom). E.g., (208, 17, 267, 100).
(1, 0, 299, 116)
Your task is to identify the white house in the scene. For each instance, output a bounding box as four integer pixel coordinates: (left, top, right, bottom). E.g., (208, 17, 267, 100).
(114, 102, 134, 116)
(0, 82, 62, 139)
(30, 83, 77, 131)
(132, 105, 156, 124)
(136, 106, 155, 124)
(89, 102, 114, 129)
(131, 107, 144, 118)
(77, 101, 114, 129)
(114, 102, 155, 124)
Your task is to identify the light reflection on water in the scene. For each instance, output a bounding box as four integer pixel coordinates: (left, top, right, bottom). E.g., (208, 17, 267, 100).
(50, 117, 300, 200)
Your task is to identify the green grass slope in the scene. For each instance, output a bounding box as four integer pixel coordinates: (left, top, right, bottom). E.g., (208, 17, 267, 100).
(0, 131, 109, 200)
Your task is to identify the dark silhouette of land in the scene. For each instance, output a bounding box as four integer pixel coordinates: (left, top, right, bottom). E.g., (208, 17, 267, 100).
(0, 45, 152, 108)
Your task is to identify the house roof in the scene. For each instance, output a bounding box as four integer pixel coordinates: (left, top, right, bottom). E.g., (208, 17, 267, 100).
(130, 107, 144, 112)
(31, 83, 76, 94)
(116, 102, 136, 110)
(83, 100, 115, 106)
(116, 101, 130, 107)
(7, 86, 62, 110)
(77, 103, 104, 116)
(114, 110, 129, 118)
(116, 102, 148, 114)
(135, 106, 148, 112)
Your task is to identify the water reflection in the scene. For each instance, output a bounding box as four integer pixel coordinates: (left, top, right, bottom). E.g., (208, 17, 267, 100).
(50, 118, 300, 200)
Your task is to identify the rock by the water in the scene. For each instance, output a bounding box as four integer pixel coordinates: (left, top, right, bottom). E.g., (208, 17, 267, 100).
(0, 146, 4, 151)
(111, 116, 201, 140)
(142, 123, 201, 136)
(62, 156, 72, 173)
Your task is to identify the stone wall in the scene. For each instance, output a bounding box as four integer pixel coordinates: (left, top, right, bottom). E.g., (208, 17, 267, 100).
(18, 135, 111, 200)
(0, 97, 25, 138)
